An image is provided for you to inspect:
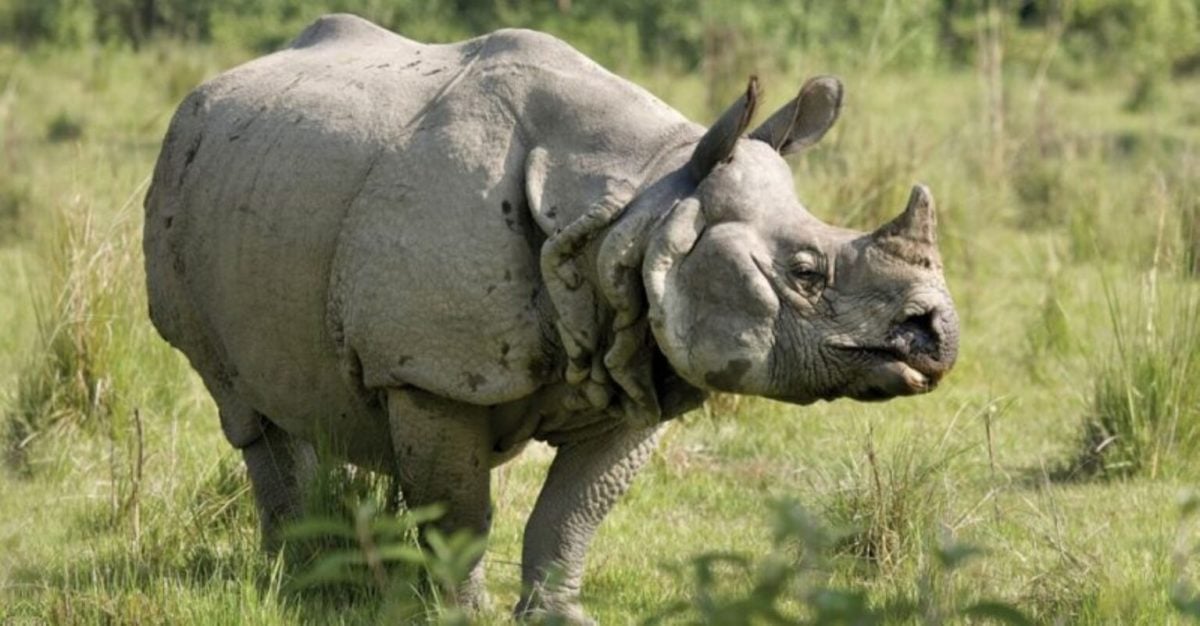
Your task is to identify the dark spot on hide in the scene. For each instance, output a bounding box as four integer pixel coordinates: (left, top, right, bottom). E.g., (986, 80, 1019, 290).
(486, 284, 496, 295)
(704, 358, 752, 391)
(375, 63, 390, 69)
(184, 144, 198, 166)
(396, 355, 412, 366)
(546, 206, 558, 219)
(228, 133, 240, 142)
(402, 60, 420, 70)
(164, 216, 173, 229)
(423, 68, 443, 76)
(504, 270, 512, 281)
(465, 371, 487, 392)
(505, 218, 518, 232)
(293, 114, 304, 124)
(502, 200, 513, 214)
(405, 445, 414, 456)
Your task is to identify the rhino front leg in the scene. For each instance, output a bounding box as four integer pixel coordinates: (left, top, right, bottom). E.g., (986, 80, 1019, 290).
(515, 424, 663, 624)
(387, 387, 493, 611)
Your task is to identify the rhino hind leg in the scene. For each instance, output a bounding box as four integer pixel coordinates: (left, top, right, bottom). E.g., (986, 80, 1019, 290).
(240, 416, 318, 552)
(515, 424, 662, 625)
(387, 387, 493, 611)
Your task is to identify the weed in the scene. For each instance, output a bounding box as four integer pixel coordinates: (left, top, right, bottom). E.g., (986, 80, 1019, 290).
(817, 428, 964, 573)
(284, 501, 485, 625)
(651, 498, 1032, 625)
(8, 201, 129, 439)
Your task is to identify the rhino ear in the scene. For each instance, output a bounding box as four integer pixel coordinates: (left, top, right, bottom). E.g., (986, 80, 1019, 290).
(750, 75, 842, 155)
(688, 76, 760, 182)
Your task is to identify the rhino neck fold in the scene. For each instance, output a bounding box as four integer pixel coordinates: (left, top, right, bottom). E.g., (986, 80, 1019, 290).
(589, 165, 703, 423)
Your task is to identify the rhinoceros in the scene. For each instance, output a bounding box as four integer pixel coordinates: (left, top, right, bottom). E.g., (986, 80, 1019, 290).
(144, 13, 958, 622)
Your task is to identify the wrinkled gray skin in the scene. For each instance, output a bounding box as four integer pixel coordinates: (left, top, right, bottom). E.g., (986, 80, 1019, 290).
(144, 14, 958, 623)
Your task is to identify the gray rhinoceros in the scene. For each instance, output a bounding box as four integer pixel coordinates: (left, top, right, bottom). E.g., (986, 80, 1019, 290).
(144, 13, 958, 622)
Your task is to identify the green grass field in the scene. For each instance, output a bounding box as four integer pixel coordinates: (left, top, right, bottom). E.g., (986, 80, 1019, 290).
(2, 20, 1200, 624)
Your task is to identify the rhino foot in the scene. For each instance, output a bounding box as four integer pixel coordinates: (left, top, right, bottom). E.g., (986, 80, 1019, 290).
(513, 592, 596, 626)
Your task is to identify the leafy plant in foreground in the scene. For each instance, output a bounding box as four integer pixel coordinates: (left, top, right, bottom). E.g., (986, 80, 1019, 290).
(650, 499, 1032, 625)
(283, 500, 486, 625)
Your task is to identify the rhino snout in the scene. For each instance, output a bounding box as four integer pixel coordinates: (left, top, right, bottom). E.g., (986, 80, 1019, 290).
(884, 303, 958, 383)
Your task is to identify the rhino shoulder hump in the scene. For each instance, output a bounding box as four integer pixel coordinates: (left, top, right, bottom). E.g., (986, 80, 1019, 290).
(289, 13, 407, 49)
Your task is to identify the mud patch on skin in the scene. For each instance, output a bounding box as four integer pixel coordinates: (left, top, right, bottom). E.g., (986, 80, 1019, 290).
(705, 358, 751, 391)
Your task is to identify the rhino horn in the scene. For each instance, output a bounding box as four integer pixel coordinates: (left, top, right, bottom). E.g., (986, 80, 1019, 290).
(688, 76, 760, 182)
(874, 184, 938, 248)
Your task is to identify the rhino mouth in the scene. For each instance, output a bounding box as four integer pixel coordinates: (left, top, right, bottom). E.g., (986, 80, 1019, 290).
(833, 345, 939, 402)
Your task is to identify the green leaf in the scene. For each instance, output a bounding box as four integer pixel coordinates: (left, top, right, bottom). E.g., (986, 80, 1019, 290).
(282, 516, 357, 541)
(375, 543, 427, 564)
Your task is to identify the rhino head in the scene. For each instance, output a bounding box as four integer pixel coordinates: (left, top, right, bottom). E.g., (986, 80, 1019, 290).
(641, 76, 958, 406)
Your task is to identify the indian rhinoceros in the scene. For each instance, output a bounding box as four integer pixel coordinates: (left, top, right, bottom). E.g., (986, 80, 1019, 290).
(144, 13, 958, 622)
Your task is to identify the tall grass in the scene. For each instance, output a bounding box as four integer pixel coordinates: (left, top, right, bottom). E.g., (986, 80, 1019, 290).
(814, 427, 967, 575)
(6, 194, 138, 450)
(2, 170, 193, 478)
(1071, 271, 1200, 479)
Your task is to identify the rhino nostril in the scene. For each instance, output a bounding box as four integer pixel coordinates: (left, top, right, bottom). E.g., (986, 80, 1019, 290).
(888, 310, 940, 359)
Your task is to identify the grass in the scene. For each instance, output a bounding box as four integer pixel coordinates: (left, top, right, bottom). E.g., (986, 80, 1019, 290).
(1, 27, 1200, 625)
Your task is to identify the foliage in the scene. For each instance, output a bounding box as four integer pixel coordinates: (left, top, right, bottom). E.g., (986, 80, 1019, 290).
(651, 499, 1032, 625)
(283, 501, 486, 625)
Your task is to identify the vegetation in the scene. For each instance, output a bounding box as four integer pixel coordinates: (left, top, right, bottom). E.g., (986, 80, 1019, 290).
(2, 1, 1200, 623)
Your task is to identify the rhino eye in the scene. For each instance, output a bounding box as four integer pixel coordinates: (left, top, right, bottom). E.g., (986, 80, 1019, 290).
(787, 250, 827, 293)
